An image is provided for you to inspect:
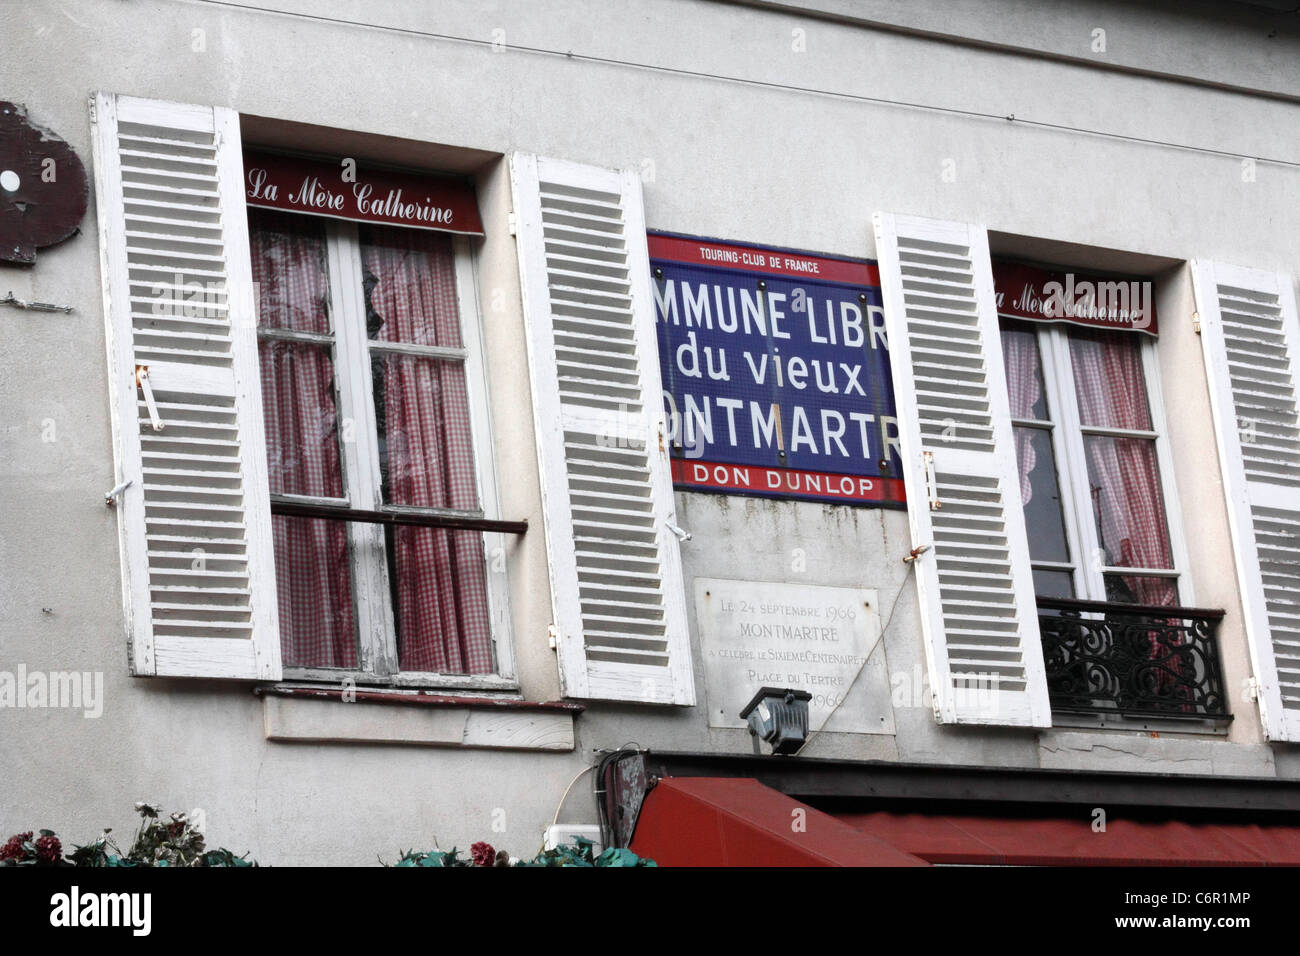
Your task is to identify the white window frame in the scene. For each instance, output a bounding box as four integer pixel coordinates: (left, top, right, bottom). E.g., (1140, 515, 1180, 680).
(255, 215, 516, 692)
(1011, 320, 1194, 606)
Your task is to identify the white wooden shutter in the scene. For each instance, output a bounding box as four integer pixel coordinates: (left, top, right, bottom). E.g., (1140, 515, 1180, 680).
(1192, 261, 1300, 741)
(873, 213, 1051, 726)
(91, 93, 280, 679)
(510, 153, 694, 704)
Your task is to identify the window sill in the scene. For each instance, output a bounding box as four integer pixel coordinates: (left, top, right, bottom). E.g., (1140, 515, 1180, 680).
(1050, 712, 1230, 737)
(281, 667, 522, 694)
(255, 686, 583, 751)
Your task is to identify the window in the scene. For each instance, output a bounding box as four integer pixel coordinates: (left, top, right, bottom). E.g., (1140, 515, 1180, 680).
(871, 213, 1217, 726)
(1000, 317, 1185, 608)
(93, 93, 692, 697)
(250, 206, 511, 686)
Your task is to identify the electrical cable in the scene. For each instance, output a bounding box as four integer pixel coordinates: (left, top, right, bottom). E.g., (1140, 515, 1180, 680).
(792, 554, 916, 756)
(186, 0, 1300, 170)
(550, 764, 594, 829)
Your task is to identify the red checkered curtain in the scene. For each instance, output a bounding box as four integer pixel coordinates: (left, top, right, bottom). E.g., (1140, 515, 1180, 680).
(250, 209, 357, 668)
(361, 228, 493, 674)
(1069, 330, 1177, 607)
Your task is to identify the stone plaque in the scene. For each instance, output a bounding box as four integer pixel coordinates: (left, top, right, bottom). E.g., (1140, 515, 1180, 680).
(695, 577, 895, 735)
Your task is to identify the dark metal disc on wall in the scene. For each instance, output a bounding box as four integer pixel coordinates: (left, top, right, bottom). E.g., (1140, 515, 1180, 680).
(0, 101, 88, 265)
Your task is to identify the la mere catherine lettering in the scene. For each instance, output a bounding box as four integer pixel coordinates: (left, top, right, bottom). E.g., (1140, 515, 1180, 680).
(991, 260, 1159, 334)
(649, 234, 905, 507)
(246, 165, 457, 226)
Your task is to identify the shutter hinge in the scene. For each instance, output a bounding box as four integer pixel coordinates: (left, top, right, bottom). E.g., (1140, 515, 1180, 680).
(547, 624, 558, 650)
(1245, 676, 1261, 702)
(903, 544, 930, 564)
(135, 366, 165, 431)
(1192, 311, 1202, 335)
(923, 450, 941, 510)
(666, 521, 692, 542)
(507, 212, 518, 236)
(1, 291, 73, 313)
(104, 480, 132, 507)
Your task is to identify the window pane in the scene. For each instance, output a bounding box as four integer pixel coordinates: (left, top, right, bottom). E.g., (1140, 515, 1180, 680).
(372, 353, 479, 511)
(260, 340, 345, 498)
(1082, 434, 1175, 579)
(272, 515, 357, 669)
(371, 350, 490, 675)
(1068, 328, 1152, 430)
(249, 207, 332, 334)
(1032, 569, 1075, 599)
(1014, 425, 1071, 565)
(360, 226, 464, 348)
(251, 211, 354, 668)
(386, 526, 493, 675)
(1104, 573, 1178, 608)
(1000, 320, 1049, 420)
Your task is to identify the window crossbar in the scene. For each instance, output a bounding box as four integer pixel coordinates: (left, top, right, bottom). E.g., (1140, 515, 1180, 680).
(1011, 417, 1055, 429)
(1079, 424, 1159, 440)
(1099, 565, 1178, 578)
(258, 327, 335, 346)
(367, 340, 468, 361)
(270, 497, 526, 535)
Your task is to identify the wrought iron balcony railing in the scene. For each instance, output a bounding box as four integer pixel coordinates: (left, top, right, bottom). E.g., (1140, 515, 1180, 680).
(1036, 597, 1230, 722)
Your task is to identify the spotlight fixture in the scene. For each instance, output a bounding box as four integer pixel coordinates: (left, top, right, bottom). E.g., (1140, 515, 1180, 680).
(739, 687, 812, 756)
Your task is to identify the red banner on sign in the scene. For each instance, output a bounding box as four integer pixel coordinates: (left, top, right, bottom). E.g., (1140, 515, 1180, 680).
(242, 150, 483, 236)
(648, 232, 879, 286)
(992, 260, 1157, 336)
(672, 459, 906, 507)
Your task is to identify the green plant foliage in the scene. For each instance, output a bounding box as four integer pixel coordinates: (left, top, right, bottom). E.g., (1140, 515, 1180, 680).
(7, 803, 259, 868)
(390, 836, 656, 868)
(5, 807, 653, 867)
(595, 847, 651, 867)
(394, 849, 458, 867)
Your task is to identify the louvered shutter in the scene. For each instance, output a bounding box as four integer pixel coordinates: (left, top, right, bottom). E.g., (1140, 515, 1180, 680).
(91, 93, 280, 679)
(1192, 261, 1300, 740)
(873, 213, 1050, 726)
(510, 153, 694, 704)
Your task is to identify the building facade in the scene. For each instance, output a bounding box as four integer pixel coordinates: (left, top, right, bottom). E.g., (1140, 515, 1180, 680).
(3, 0, 1300, 864)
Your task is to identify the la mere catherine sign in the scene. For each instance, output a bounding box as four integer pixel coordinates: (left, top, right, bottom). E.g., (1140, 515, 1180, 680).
(242, 150, 484, 235)
(992, 260, 1158, 335)
(650, 232, 904, 508)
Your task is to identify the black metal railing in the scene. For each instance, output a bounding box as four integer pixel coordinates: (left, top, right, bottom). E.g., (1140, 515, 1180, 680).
(1036, 597, 1230, 722)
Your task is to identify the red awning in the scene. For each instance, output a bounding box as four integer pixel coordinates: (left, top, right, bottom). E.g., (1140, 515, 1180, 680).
(628, 777, 928, 866)
(628, 777, 1300, 866)
(838, 811, 1300, 866)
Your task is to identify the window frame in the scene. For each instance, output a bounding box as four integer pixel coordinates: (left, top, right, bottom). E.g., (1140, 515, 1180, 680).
(1012, 320, 1195, 607)
(257, 214, 517, 691)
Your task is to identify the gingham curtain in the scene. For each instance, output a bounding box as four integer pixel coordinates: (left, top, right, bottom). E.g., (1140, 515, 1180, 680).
(250, 209, 357, 668)
(361, 228, 494, 674)
(1069, 330, 1177, 607)
(1001, 325, 1042, 505)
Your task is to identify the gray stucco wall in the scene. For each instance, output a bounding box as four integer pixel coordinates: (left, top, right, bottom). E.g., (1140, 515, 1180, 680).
(1, 0, 1297, 863)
